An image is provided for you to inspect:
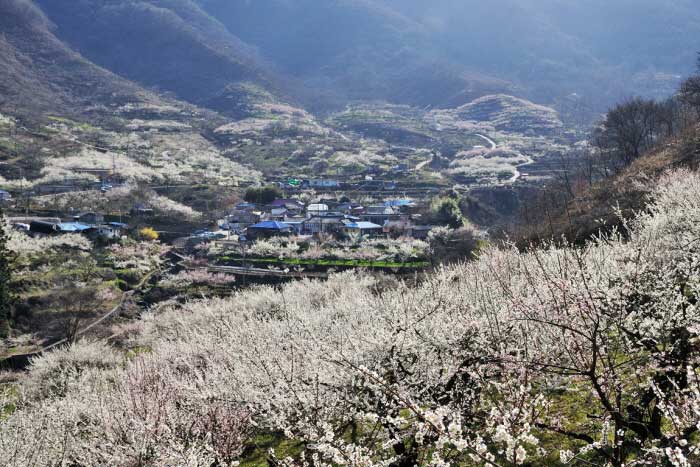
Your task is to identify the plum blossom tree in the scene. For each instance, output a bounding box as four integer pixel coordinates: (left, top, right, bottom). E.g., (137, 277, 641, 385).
(0, 207, 14, 337)
(1, 169, 700, 467)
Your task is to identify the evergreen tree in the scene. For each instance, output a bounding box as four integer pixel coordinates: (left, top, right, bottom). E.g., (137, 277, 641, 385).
(435, 198, 465, 229)
(0, 207, 14, 337)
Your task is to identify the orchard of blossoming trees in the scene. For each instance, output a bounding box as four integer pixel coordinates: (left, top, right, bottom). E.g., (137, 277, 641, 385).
(1, 168, 700, 466)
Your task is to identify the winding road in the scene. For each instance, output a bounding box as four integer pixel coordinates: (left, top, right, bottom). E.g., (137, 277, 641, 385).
(415, 155, 433, 171)
(475, 133, 497, 150)
(473, 133, 534, 184)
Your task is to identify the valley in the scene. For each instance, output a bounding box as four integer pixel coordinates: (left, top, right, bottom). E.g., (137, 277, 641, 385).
(2, 2, 700, 466)
(0, 87, 579, 363)
(0, 92, 578, 217)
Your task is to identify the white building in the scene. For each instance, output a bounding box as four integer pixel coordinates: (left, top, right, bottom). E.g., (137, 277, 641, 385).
(307, 203, 329, 216)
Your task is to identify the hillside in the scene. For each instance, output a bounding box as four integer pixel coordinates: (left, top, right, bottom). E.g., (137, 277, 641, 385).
(3, 0, 697, 120)
(190, 0, 700, 113)
(33, 0, 285, 119)
(513, 123, 700, 244)
(0, 0, 170, 121)
(378, 0, 700, 111)
(454, 94, 564, 136)
(2, 159, 700, 467)
(194, 0, 514, 110)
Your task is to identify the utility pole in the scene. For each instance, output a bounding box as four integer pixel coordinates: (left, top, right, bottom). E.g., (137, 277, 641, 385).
(19, 167, 28, 215)
(10, 116, 17, 154)
(240, 237, 248, 288)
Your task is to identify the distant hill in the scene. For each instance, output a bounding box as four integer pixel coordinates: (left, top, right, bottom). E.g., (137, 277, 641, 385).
(0, 0, 168, 121)
(454, 95, 563, 136)
(194, 0, 513, 110)
(378, 0, 700, 110)
(32, 0, 287, 119)
(4, 0, 697, 120)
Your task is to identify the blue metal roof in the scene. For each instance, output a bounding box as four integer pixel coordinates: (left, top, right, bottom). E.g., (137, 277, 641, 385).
(345, 222, 382, 230)
(58, 222, 91, 232)
(250, 221, 292, 230)
(384, 199, 413, 207)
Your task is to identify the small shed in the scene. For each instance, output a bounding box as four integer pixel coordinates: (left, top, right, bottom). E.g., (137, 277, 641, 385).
(269, 208, 289, 219)
(86, 224, 122, 241)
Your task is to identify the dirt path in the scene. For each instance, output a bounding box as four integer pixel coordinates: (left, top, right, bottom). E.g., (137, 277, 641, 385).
(415, 154, 433, 171)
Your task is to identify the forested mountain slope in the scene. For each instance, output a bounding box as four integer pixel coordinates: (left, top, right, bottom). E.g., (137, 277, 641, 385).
(4, 0, 698, 118)
(512, 118, 700, 245)
(379, 0, 700, 108)
(33, 0, 286, 118)
(195, 0, 513, 109)
(0, 0, 167, 121)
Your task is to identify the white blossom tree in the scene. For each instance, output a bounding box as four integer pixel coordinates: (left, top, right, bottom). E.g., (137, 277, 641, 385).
(1, 169, 700, 467)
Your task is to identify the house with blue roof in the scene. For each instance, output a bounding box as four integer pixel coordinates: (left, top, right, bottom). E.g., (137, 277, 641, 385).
(235, 202, 257, 211)
(384, 199, 415, 208)
(247, 221, 293, 239)
(58, 222, 92, 233)
(342, 221, 383, 237)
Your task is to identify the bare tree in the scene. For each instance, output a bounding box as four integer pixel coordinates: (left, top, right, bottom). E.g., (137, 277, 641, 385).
(55, 287, 99, 343)
(594, 97, 664, 169)
(680, 54, 700, 113)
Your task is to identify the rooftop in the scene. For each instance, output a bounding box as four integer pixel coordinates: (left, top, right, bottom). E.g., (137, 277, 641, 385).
(58, 222, 91, 232)
(384, 199, 414, 207)
(250, 221, 292, 230)
(269, 199, 304, 208)
(344, 222, 382, 230)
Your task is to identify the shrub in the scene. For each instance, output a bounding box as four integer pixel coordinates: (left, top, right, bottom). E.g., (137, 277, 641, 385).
(160, 270, 235, 288)
(139, 227, 159, 241)
(428, 226, 481, 264)
(244, 185, 283, 205)
(23, 341, 122, 401)
(432, 197, 465, 229)
(107, 241, 167, 274)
